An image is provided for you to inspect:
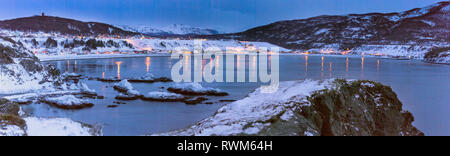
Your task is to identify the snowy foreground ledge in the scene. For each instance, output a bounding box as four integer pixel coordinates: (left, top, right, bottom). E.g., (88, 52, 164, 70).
(0, 117, 101, 136)
(157, 79, 424, 136)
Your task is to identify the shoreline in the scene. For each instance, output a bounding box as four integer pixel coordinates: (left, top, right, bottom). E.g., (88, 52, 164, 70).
(37, 53, 172, 62)
(37, 53, 423, 62)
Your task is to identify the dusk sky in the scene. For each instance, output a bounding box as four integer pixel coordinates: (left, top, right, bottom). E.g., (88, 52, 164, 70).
(0, 0, 444, 32)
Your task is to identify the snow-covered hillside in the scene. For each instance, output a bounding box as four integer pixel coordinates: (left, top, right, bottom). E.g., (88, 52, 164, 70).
(0, 37, 58, 94)
(117, 24, 219, 36)
(220, 1, 450, 59)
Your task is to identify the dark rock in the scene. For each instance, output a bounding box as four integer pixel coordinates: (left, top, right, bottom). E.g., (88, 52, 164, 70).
(0, 98, 20, 116)
(141, 96, 188, 102)
(0, 99, 27, 132)
(128, 77, 173, 83)
(184, 97, 209, 105)
(167, 88, 229, 96)
(97, 77, 121, 82)
(107, 105, 119, 108)
(113, 86, 128, 94)
(19, 59, 43, 72)
(115, 94, 140, 101)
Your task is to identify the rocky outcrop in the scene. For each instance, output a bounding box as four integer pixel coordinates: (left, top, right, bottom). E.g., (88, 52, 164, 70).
(423, 47, 450, 64)
(0, 36, 62, 94)
(0, 98, 26, 136)
(159, 79, 423, 136)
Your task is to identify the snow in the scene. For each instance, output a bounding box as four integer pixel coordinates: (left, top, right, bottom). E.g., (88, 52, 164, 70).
(117, 24, 219, 35)
(115, 80, 140, 95)
(426, 51, 450, 64)
(169, 82, 221, 93)
(315, 28, 331, 35)
(421, 20, 435, 27)
(144, 91, 184, 100)
(126, 38, 288, 52)
(361, 82, 375, 88)
(304, 131, 315, 136)
(0, 64, 53, 95)
(24, 117, 99, 136)
(44, 95, 88, 106)
(442, 5, 450, 12)
(136, 73, 155, 80)
(352, 44, 435, 58)
(0, 125, 25, 136)
(158, 79, 331, 136)
(79, 82, 96, 93)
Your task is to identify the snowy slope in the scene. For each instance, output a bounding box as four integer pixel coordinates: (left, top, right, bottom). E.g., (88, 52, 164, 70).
(0, 37, 56, 94)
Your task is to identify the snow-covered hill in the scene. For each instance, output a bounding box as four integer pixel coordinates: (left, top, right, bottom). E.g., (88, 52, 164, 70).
(0, 15, 137, 36)
(117, 24, 219, 36)
(217, 1, 450, 59)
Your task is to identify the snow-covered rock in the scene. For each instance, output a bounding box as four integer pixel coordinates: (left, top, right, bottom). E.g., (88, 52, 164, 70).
(142, 91, 186, 102)
(167, 83, 228, 96)
(42, 95, 94, 109)
(158, 79, 423, 136)
(113, 80, 140, 95)
(128, 73, 172, 83)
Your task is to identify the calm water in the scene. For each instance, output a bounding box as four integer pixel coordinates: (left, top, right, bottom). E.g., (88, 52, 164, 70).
(24, 55, 449, 136)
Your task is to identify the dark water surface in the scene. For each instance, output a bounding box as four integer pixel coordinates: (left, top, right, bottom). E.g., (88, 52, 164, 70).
(27, 55, 449, 136)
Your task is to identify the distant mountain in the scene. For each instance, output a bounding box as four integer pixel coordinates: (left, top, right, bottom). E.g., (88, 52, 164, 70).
(117, 24, 219, 36)
(0, 15, 138, 36)
(217, 1, 449, 51)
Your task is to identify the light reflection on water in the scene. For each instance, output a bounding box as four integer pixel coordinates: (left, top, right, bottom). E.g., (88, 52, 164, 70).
(31, 55, 450, 136)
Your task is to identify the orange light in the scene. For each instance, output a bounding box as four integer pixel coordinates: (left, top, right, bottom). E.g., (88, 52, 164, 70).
(116, 61, 122, 79)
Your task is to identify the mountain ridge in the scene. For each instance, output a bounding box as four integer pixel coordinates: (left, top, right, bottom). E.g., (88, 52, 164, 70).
(0, 15, 138, 36)
(206, 1, 449, 51)
(117, 24, 219, 36)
